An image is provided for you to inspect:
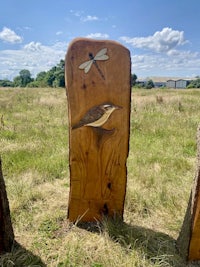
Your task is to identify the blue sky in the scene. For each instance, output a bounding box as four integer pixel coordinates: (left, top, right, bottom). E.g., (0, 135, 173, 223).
(0, 0, 200, 80)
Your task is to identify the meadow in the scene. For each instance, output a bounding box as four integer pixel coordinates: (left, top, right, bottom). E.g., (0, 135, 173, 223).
(0, 87, 200, 266)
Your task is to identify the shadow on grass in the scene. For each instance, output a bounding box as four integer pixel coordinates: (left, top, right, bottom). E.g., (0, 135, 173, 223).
(0, 241, 46, 267)
(78, 217, 187, 267)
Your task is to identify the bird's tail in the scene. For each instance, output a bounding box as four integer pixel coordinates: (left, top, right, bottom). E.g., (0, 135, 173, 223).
(72, 123, 83, 130)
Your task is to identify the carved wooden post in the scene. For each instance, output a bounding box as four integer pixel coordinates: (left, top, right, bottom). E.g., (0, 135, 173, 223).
(65, 38, 131, 222)
(177, 125, 200, 261)
(0, 158, 14, 253)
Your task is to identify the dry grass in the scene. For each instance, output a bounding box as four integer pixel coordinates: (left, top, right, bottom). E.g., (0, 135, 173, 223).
(0, 87, 200, 266)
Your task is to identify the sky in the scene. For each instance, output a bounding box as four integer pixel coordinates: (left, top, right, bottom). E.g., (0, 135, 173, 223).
(1, 0, 200, 80)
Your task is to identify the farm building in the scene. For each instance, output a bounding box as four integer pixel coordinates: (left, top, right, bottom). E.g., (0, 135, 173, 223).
(137, 76, 195, 89)
(137, 77, 168, 87)
(176, 79, 190, 88)
(166, 80, 176, 88)
(166, 79, 191, 89)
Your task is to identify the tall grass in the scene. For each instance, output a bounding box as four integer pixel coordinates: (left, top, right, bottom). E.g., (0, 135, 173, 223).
(0, 87, 200, 266)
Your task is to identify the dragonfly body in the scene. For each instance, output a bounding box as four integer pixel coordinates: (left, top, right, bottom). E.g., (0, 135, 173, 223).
(79, 48, 109, 79)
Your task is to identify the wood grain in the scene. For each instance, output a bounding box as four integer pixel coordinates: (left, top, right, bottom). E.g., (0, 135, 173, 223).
(65, 38, 131, 222)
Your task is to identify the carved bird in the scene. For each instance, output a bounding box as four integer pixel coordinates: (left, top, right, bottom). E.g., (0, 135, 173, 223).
(72, 103, 122, 129)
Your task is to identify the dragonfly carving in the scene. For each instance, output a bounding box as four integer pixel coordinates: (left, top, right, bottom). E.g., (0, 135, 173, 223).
(79, 48, 109, 80)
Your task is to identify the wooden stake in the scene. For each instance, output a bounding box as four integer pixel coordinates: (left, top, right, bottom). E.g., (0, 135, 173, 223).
(177, 125, 200, 261)
(65, 38, 131, 222)
(0, 158, 14, 253)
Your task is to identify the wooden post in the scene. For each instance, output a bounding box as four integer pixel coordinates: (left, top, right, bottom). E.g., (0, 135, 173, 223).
(0, 158, 14, 253)
(65, 38, 131, 222)
(177, 125, 200, 261)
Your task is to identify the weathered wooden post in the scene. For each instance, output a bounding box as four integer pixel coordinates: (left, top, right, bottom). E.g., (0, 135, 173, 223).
(177, 125, 200, 261)
(0, 158, 14, 253)
(65, 38, 131, 222)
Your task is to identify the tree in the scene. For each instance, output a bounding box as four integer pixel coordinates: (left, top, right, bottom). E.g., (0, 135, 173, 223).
(145, 79, 154, 89)
(55, 59, 65, 87)
(13, 76, 22, 87)
(26, 81, 40, 88)
(0, 79, 13, 87)
(2, 59, 65, 88)
(53, 70, 65, 87)
(131, 73, 137, 86)
(36, 71, 47, 82)
(187, 78, 200, 88)
(44, 68, 56, 87)
(35, 71, 48, 87)
(57, 59, 65, 70)
(19, 69, 33, 87)
(13, 69, 33, 87)
(44, 60, 65, 87)
(52, 73, 65, 87)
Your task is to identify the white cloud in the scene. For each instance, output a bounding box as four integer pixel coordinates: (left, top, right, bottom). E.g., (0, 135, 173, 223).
(70, 10, 84, 17)
(24, 42, 43, 52)
(121, 27, 187, 53)
(0, 41, 68, 80)
(70, 10, 99, 22)
(81, 15, 99, 22)
(24, 26, 32, 30)
(131, 49, 200, 77)
(119, 27, 200, 76)
(56, 31, 63, 36)
(0, 27, 23, 44)
(86, 33, 109, 39)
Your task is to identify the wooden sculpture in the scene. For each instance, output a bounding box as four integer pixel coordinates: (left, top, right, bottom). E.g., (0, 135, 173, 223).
(177, 125, 200, 261)
(65, 38, 131, 222)
(0, 158, 14, 253)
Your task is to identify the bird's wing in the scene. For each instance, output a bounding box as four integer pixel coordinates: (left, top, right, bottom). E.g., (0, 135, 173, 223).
(82, 106, 104, 123)
(73, 106, 104, 129)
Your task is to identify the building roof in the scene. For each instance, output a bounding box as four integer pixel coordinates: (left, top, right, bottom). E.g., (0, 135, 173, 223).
(137, 76, 196, 83)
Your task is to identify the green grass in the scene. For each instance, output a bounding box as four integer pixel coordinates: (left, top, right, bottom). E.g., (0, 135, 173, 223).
(0, 87, 200, 266)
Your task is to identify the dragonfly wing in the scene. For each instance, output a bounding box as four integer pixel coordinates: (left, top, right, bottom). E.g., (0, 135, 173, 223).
(84, 61, 93, 73)
(79, 60, 91, 70)
(95, 54, 109, 60)
(95, 48, 107, 57)
(79, 60, 93, 73)
(94, 48, 109, 61)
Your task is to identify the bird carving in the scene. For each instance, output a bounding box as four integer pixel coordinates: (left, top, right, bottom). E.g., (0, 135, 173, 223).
(72, 103, 122, 130)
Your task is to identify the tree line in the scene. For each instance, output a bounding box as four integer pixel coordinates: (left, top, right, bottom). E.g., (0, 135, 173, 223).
(1, 62, 200, 89)
(0, 60, 139, 89)
(0, 60, 65, 88)
(187, 77, 200, 88)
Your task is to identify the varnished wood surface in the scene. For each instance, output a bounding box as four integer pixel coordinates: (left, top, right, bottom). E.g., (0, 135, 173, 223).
(0, 158, 14, 253)
(188, 125, 200, 260)
(65, 38, 131, 222)
(177, 125, 200, 261)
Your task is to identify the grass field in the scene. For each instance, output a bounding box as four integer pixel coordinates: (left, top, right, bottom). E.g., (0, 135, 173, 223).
(0, 87, 200, 266)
